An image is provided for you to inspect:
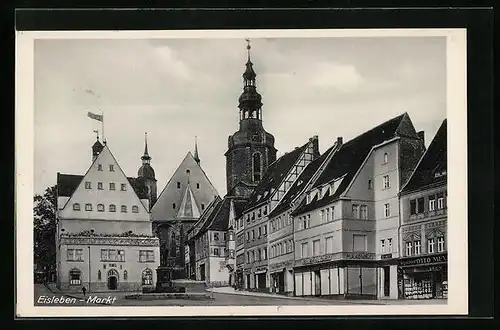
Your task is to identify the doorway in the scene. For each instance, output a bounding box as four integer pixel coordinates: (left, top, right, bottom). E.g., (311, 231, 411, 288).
(383, 267, 390, 297)
(314, 270, 321, 296)
(107, 269, 119, 290)
(199, 264, 205, 281)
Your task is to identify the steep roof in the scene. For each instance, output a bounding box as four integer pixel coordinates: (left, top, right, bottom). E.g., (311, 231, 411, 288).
(401, 119, 447, 193)
(244, 142, 310, 211)
(293, 113, 409, 215)
(151, 152, 219, 222)
(268, 145, 333, 218)
(57, 174, 149, 199)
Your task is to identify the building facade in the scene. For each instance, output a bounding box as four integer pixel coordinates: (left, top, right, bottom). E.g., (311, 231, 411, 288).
(398, 119, 448, 300)
(56, 138, 160, 292)
(150, 144, 219, 279)
(291, 113, 425, 299)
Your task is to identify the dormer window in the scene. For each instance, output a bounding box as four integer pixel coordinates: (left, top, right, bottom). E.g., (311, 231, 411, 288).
(73, 203, 80, 211)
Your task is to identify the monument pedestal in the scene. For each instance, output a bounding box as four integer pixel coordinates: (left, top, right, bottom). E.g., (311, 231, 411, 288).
(155, 267, 185, 293)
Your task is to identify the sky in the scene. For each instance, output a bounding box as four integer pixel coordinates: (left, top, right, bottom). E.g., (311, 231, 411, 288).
(34, 36, 447, 196)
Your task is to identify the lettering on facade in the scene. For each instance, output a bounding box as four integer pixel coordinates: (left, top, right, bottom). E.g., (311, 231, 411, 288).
(344, 252, 375, 260)
(399, 254, 447, 266)
(269, 260, 293, 270)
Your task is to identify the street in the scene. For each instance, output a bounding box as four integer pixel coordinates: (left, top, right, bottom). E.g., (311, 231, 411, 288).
(34, 284, 447, 307)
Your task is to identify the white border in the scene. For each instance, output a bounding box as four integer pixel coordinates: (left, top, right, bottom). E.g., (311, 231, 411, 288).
(16, 28, 468, 317)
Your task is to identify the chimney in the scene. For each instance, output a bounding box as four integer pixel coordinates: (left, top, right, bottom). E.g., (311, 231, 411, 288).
(336, 136, 343, 147)
(417, 131, 425, 144)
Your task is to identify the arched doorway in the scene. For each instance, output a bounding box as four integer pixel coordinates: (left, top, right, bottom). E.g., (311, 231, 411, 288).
(107, 269, 119, 290)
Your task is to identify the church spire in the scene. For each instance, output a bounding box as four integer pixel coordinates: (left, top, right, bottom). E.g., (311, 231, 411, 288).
(193, 136, 200, 165)
(238, 38, 262, 121)
(141, 132, 151, 165)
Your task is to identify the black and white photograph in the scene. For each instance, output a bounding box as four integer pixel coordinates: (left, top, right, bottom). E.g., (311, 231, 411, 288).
(16, 28, 468, 317)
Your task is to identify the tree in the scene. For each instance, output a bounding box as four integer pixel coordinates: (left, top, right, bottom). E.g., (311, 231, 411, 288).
(33, 185, 57, 279)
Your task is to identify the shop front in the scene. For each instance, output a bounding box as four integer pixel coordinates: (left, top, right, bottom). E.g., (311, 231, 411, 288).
(398, 252, 448, 299)
(269, 260, 294, 294)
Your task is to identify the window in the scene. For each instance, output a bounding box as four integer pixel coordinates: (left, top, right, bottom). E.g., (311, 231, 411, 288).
(214, 232, 219, 241)
(196, 183, 200, 189)
(201, 203, 205, 210)
(331, 206, 335, 220)
(406, 241, 413, 256)
(121, 205, 127, 213)
(246, 232, 250, 241)
(380, 239, 385, 253)
(132, 205, 139, 213)
(253, 153, 262, 182)
(97, 182, 103, 190)
(301, 242, 309, 258)
(325, 237, 333, 254)
(360, 205, 368, 220)
(383, 152, 388, 164)
(214, 248, 220, 256)
(388, 238, 393, 252)
(428, 238, 435, 253)
(73, 203, 80, 211)
(100, 249, 125, 262)
(417, 198, 425, 213)
(251, 230, 255, 240)
(258, 227, 262, 238)
(67, 249, 83, 261)
(246, 215, 250, 223)
(109, 204, 116, 212)
(97, 204, 104, 212)
(223, 232, 227, 241)
(85, 181, 92, 189)
(186, 169, 190, 175)
(263, 248, 267, 260)
(325, 208, 330, 222)
(142, 269, 153, 285)
(139, 250, 155, 262)
(97, 270, 102, 280)
(437, 236, 445, 252)
(301, 218, 307, 230)
(177, 182, 181, 189)
(429, 196, 436, 211)
(383, 175, 390, 189)
(250, 251, 254, 262)
(368, 179, 373, 189)
(410, 199, 416, 215)
(313, 240, 320, 256)
(85, 203, 92, 211)
(246, 252, 250, 263)
(263, 206, 268, 215)
(353, 235, 367, 252)
(263, 225, 267, 236)
(121, 184, 127, 191)
(414, 240, 421, 255)
(123, 270, 128, 280)
(252, 212, 255, 220)
(109, 182, 115, 190)
(98, 164, 103, 171)
(69, 269, 81, 285)
(109, 164, 115, 171)
(352, 205, 359, 219)
(319, 210, 324, 223)
(384, 203, 391, 217)
(437, 194, 445, 209)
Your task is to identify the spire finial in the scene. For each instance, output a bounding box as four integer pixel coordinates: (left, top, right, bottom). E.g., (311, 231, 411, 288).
(141, 132, 151, 163)
(193, 136, 200, 164)
(245, 38, 251, 61)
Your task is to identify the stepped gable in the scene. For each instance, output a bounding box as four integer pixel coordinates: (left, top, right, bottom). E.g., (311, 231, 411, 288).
(401, 119, 447, 193)
(243, 142, 310, 211)
(293, 113, 406, 215)
(268, 145, 333, 218)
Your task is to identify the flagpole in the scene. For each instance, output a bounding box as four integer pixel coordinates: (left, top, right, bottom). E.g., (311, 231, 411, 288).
(101, 109, 105, 143)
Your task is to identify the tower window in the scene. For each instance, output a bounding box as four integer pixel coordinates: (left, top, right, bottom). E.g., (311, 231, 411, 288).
(177, 182, 181, 189)
(186, 169, 190, 175)
(253, 153, 262, 183)
(109, 165, 114, 172)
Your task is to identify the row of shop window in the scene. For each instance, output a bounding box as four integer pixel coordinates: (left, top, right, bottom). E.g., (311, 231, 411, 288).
(73, 203, 139, 213)
(68, 268, 153, 286)
(66, 249, 155, 262)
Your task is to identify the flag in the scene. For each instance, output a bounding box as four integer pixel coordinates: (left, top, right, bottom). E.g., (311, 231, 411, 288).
(87, 111, 103, 122)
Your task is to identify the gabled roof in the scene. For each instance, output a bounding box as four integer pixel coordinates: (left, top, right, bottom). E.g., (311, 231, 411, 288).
(292, 113, 411, 215)
(268, 146, 333, 218)
(401, 119, 447, 193)
(151, 152, 219, 222)
(57, 173, 148, 199)
(244, 142, 310, 211)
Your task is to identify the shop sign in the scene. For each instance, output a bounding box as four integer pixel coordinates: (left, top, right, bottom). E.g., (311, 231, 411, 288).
(410, 266, 442, 273)
(381, 253, 393, 260)
(300, 253, 336, 266)
(399, 254, 447, 267)
(270, 260, 293, 270)
(343, 252, 375, 260)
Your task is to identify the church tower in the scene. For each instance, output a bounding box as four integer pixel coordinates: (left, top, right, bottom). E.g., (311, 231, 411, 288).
(137, 132, 157, 209)
(225, 39, 277, 198)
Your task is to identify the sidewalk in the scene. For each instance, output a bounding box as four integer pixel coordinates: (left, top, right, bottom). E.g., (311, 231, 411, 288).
(206, 287, 447, 305)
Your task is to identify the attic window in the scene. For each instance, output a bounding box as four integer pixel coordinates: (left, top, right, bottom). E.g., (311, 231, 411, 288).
(73, 203, 80, 211)
(85, 203, 92, 211)
(201, 203, 205, 210)
(173, 203, 176, 209)
(186, 169, 190, 175)
(97, 164, 103, 171)
(121, 184, 127, 191)
(85, 181, 91, 189)
(132, 206, 139, 213)
(97, 204, 104, 212)
(109, 165, 115, 172)
(383, 153, 388, 164)
(177, 182, 181, 189)
(197, 183, 200, 189)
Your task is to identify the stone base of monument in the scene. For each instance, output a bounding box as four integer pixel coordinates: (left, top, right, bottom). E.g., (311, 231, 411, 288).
(154, 266, 186, 293)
